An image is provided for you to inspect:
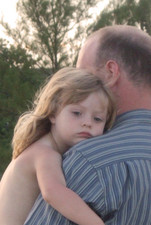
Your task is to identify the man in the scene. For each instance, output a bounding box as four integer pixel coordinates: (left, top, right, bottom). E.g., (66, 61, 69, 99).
(24, 25, 151, 224)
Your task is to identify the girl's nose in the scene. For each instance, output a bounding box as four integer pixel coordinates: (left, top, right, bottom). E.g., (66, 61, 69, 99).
(82, 123, 91, 128)
(81, 118, 92, 128)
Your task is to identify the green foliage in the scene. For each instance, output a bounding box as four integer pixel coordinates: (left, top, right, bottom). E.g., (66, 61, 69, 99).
(0, 39, 45, 176)
(0, 140, 11, 178)
(89, 0, 151, 35)
(136, 0, 151, 34)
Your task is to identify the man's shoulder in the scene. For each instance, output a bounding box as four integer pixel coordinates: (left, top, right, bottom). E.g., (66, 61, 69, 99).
(70, 116, 151, 167)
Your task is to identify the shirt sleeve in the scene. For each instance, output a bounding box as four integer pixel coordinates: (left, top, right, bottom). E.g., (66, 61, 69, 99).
(63, 147, 105, 215)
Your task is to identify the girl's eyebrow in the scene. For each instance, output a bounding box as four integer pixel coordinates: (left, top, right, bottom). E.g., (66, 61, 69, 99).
(70, 104, 106, 114)
(70, 104, 81, 107)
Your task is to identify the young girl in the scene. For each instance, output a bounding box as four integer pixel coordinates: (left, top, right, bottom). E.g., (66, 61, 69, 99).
(0, 67, 116, 225)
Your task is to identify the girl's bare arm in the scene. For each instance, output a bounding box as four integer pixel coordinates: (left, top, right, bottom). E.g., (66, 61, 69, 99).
(35, 147, 105, 225)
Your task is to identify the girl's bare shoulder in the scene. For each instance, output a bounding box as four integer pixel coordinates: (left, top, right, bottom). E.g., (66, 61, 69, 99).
(12, 134, 60, 175)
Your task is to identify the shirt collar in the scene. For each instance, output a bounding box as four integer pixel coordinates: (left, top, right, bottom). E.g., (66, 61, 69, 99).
(113, 109, 151, 129)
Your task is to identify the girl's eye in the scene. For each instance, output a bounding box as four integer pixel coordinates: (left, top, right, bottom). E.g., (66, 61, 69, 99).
(72, 111, 81, 116)
(94, 117, 102, 122)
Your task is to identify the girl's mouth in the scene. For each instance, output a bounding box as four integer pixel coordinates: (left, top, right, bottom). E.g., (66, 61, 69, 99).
(78, 132, 92, 138)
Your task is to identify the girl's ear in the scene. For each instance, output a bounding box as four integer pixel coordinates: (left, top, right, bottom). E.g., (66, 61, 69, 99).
(104, 60, 120, 87)
(49, 116, 56, 124)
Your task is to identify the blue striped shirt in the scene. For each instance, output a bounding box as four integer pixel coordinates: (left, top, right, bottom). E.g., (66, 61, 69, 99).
(24, 110, 151, 225)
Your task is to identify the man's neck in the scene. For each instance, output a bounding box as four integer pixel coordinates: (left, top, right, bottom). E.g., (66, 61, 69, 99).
(116, 85, 151, 115)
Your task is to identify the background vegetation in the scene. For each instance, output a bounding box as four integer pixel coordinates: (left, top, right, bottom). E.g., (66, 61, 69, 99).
(0, 0, 151, 177)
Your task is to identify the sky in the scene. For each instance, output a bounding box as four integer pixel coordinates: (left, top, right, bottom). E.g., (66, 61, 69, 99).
(0, 0, 18, 25)
(0, 0, 18, 38)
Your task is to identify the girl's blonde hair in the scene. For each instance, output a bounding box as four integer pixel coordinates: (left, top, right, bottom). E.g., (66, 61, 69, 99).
(12, 67, 116, 159)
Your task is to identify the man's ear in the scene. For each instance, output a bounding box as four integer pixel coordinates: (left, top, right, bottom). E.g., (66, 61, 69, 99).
(104, 60, 120, 87)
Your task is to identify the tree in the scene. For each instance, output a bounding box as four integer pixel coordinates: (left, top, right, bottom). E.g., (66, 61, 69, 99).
(1, 0, 100, 72)
(89, 0, 151, 35)
(0, 38, 44, 174)
(136, 0, 151, 34)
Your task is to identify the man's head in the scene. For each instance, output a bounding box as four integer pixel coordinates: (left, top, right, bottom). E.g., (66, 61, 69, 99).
(77, 25, 151, 114)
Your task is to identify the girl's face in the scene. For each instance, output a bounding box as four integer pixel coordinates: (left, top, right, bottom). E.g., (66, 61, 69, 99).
(50, 91, 108, 153)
